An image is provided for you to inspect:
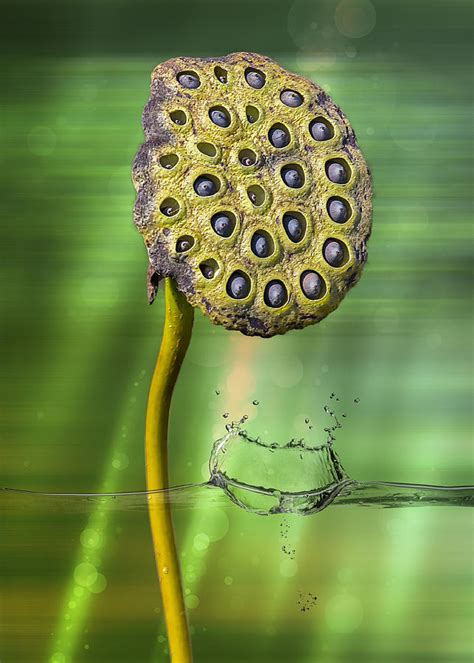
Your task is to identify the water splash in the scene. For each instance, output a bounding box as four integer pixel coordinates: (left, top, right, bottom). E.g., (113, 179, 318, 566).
(208, 420, 350, 515)
(207, 421, 474, 515)
(2, 408, 473, 515)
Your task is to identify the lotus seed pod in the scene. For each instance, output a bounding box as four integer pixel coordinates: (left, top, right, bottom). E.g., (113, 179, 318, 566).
(133, 52, 372, 337)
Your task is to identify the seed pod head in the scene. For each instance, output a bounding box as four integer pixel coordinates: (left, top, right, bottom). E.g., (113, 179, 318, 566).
(133, 52, 372, 338)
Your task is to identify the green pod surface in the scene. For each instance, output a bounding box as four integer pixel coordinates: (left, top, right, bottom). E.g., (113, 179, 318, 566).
(133, 52, 372, 337)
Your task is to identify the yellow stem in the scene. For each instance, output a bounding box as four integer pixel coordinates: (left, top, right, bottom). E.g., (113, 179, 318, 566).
(145, 277, 194, 662)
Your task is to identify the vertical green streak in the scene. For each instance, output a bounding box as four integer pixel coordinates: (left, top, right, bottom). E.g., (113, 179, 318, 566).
(48, 359, 149, 663)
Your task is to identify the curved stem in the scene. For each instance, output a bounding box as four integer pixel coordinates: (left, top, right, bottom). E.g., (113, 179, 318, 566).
(146, 278, 194, 662)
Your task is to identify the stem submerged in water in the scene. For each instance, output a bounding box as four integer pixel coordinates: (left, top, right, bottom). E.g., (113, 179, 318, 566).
(145, 277, 194, 662)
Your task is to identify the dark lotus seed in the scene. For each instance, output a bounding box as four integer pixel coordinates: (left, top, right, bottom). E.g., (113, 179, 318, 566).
(328, 199, 349, 223)
(251, 232, 271, 258)
(265, 281, 288, 308)
(310, 120, 332, 141)
(245, 69, 265, 89)
(283, 214, 304, 242)
(324, 240, 345, 267)
(163, 207, 175, 217)
(176, 238, 192, 252)
(194, 176, 217, 197)
(280, 89, 303, 107)
(248, 191, 257, 204)
(327, 162, 349, 184)
(269, 126, 290, 148)
(201, 264, 214, 279)
(228, 273, 250, 299)
(177, 72, 200, 89)
(211, 213, 234, 237)
(209, 108, 230, 127)
(301, 271, 324, 300)
(281, 166, 303, 188)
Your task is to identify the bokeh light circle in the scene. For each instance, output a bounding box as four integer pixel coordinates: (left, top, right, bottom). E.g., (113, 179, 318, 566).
(325, 593, 363, 633)
(73, 562, 98, 588)
(280, 558, 298, 578)
(335, 0, 376, 38)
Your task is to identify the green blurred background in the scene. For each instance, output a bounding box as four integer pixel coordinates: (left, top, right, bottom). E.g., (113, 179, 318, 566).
(1, 0, 472, 661)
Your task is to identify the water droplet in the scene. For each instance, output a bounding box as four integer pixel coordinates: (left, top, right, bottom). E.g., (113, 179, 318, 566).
(215, 389, 220, 395)
(222, 412, 229, 419)
(297, 591, 318, 613)
(185, 594, 200, 609)
(162, 566, 169, 575)
(252, 400, 259, 406)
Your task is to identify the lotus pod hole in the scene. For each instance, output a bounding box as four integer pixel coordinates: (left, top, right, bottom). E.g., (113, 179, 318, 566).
(246, 105, 260, 123)
(264, 280, 288, 308)
(247, 184, 266, 206)
(283, 211, 306, 243)
(281, 164, 305, 188)
(328, 197, 351, 223)
(227, 271, 251, 299)
(326, 158, 351, 184)
(214, 66, 228, 84)
(176, 235, 194, 253)
(323, 239, 348, 268)
(133, 52, 372, 337)
(280, 89, 304, 107)
(159, 197, 180, 217)
(245, 67, 266, 89)
(197, 142, 218, 157)
(251, 230, 274, 258)
(238, 148, 258, 166)
(169, 109, 187, 125)
(177, 71, 201, 89)
(193, 174, 220, 197)
(310, 117, 334, 141)
(301, 270, 326, 300)
(268, 123, 291, 148)
(209, 106, 231, 127)
(159, 153, 179, 169)
(199, 258, 219, 279)
(211, 211, 236, 238)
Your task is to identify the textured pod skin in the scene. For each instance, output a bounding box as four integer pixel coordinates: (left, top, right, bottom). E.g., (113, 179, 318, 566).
(133, 52, 372, 337)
